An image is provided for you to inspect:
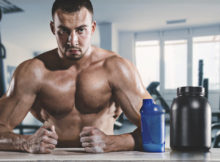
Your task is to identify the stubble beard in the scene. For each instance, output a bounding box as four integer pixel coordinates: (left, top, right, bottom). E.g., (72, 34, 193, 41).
(57, 47, 83, 61)
(58, 44, 91, 61)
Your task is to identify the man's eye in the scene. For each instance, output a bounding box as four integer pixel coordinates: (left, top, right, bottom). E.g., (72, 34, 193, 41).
(77, 28, 85, 34)
(59, 29, 69, 34)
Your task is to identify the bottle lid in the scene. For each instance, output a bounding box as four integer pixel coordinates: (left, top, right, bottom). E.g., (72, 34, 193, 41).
(143, 99, 154, 105)
(141, 99, 165, 114)
(177, 86, 205, 96)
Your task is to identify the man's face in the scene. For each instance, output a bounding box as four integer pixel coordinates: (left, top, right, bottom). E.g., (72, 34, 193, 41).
(51, 7, 96, 60)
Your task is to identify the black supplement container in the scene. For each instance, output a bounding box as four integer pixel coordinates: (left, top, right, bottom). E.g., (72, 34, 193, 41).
(170, 86, 211, 151)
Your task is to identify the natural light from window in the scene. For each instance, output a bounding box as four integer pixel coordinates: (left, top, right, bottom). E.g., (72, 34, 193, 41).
(193, 35, 220, 90)
(135, 41, 160, 87)
(164, 40, 187, 89)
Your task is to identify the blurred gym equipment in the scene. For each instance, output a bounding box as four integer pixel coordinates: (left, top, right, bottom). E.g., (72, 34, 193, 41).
(0, 8, 6, 97)
(199, 59, 220, 148)
(0, 0, 23, 14)
(147, 82, 170, 113)
(0, 0, 23, 97)
(0, 2, 40, 135)
(14, 124, 40, 135)
(198, 60, 203, 87)
(198, 59, 209, 99)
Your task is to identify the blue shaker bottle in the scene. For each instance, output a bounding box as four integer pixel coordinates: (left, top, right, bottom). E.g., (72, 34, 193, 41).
(140, 99, 165, 152)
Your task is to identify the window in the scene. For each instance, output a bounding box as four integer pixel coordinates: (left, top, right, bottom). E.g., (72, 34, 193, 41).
(164, 40, 187, 89)
(135, 41, 160, 87)
(193, 35, 220, 90)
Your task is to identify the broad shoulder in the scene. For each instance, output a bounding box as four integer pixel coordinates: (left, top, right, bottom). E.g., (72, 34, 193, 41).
(104, 54, 136, 77)
(6, 50, 57, 96)
(17, 48, 57, 73)
(13, 49, 56, 84)
(5, 58, 45, 96)
(91, 46, 132, 69)
(15, 58, 44, 77)
(12, 58, 45, 89)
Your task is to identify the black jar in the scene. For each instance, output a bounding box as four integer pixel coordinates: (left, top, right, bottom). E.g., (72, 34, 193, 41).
(170, 86, 211, 151)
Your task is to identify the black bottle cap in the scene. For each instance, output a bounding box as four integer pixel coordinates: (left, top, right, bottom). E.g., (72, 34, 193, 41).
(177, 86, 205, 96)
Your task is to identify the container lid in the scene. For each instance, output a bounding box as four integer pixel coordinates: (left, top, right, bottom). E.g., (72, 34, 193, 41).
(177, 86, 205, 96)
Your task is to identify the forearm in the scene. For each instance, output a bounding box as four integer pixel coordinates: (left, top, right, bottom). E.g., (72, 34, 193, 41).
(0, 132, 30, 152)
(106, 128, 142, 152)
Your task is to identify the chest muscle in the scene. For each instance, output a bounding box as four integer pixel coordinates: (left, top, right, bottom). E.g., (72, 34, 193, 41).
(37, 67, 112, 115)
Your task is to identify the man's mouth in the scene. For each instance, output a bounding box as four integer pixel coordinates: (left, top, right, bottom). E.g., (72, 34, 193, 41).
(67, 48, 80, 54)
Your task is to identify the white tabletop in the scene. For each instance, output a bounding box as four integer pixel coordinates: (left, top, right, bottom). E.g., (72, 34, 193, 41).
(0, 148, 219, 162)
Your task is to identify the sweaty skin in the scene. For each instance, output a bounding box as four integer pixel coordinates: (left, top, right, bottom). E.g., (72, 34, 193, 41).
(0, 7, 151, 153)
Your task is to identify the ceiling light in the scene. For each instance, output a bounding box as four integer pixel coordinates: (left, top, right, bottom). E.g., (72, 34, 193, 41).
(166, 19, 186, 25)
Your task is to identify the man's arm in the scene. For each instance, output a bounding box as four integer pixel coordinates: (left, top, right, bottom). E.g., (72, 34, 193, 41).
(80, 55, 151, 152)
(107, 56, 151, 151)
(0, 60, 58, 153)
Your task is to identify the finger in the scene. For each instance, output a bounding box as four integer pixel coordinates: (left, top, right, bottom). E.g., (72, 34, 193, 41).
(81, 141, 106, 148)
(48, 131, 58, 140)
(49, 126, 58, 140)
(43, 149, 52, 154)
(81, 142, 92, 147)
(45, 143, 56, 150)
(80, 135, 103, 143)
(84, 146, 104, 153)
(84, 147, 96, 153)
(80, 136, 93, 143)
(39, 142, 55, 154)
(42, 121, 51, 129)
(51, 125, 56, 133)
(42, 135, 58, 145)
(42, 122, 55, 132)
(43, 129, 58, 140)
(82, 126, 94, 131)
(80, 127, 95, 137)
(39, 147, 55, 154)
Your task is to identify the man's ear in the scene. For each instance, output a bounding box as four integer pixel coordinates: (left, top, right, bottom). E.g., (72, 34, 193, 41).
(50, 21, 55, 35)
(91, 21, 96, 35)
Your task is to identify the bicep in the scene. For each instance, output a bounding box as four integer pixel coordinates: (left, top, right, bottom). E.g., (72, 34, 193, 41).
(0, 61, 40, 132)
(108, 57, 151, 126)
(112, 76, 146, 126)
(0, 93, 36, 132)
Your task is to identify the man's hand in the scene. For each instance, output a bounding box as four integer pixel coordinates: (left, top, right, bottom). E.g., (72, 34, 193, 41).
(80, 127, 110, 153)
(24, 122, 58, 154)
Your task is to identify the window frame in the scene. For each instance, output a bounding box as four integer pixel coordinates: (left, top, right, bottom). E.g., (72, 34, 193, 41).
(135, 32, 220, 92)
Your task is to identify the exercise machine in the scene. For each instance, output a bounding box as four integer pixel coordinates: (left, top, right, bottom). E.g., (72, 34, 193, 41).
(198, 59, 209, 98)
(146, 82, 170, 113)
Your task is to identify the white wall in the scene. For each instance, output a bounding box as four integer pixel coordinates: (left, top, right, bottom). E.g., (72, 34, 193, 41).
(118, 31, 135, 63)
(98, 22, 118, 53)
(92, 24, 100, 47)
(112, 24, 118, 53)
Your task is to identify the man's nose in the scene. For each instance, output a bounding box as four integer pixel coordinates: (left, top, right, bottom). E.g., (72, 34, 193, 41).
(67, 31, 78, 46)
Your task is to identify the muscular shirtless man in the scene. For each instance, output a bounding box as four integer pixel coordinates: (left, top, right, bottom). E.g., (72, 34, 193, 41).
(0, 0, 151, 154)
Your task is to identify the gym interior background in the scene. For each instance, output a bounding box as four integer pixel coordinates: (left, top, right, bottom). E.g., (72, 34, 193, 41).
(0, 0, 220, 148)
